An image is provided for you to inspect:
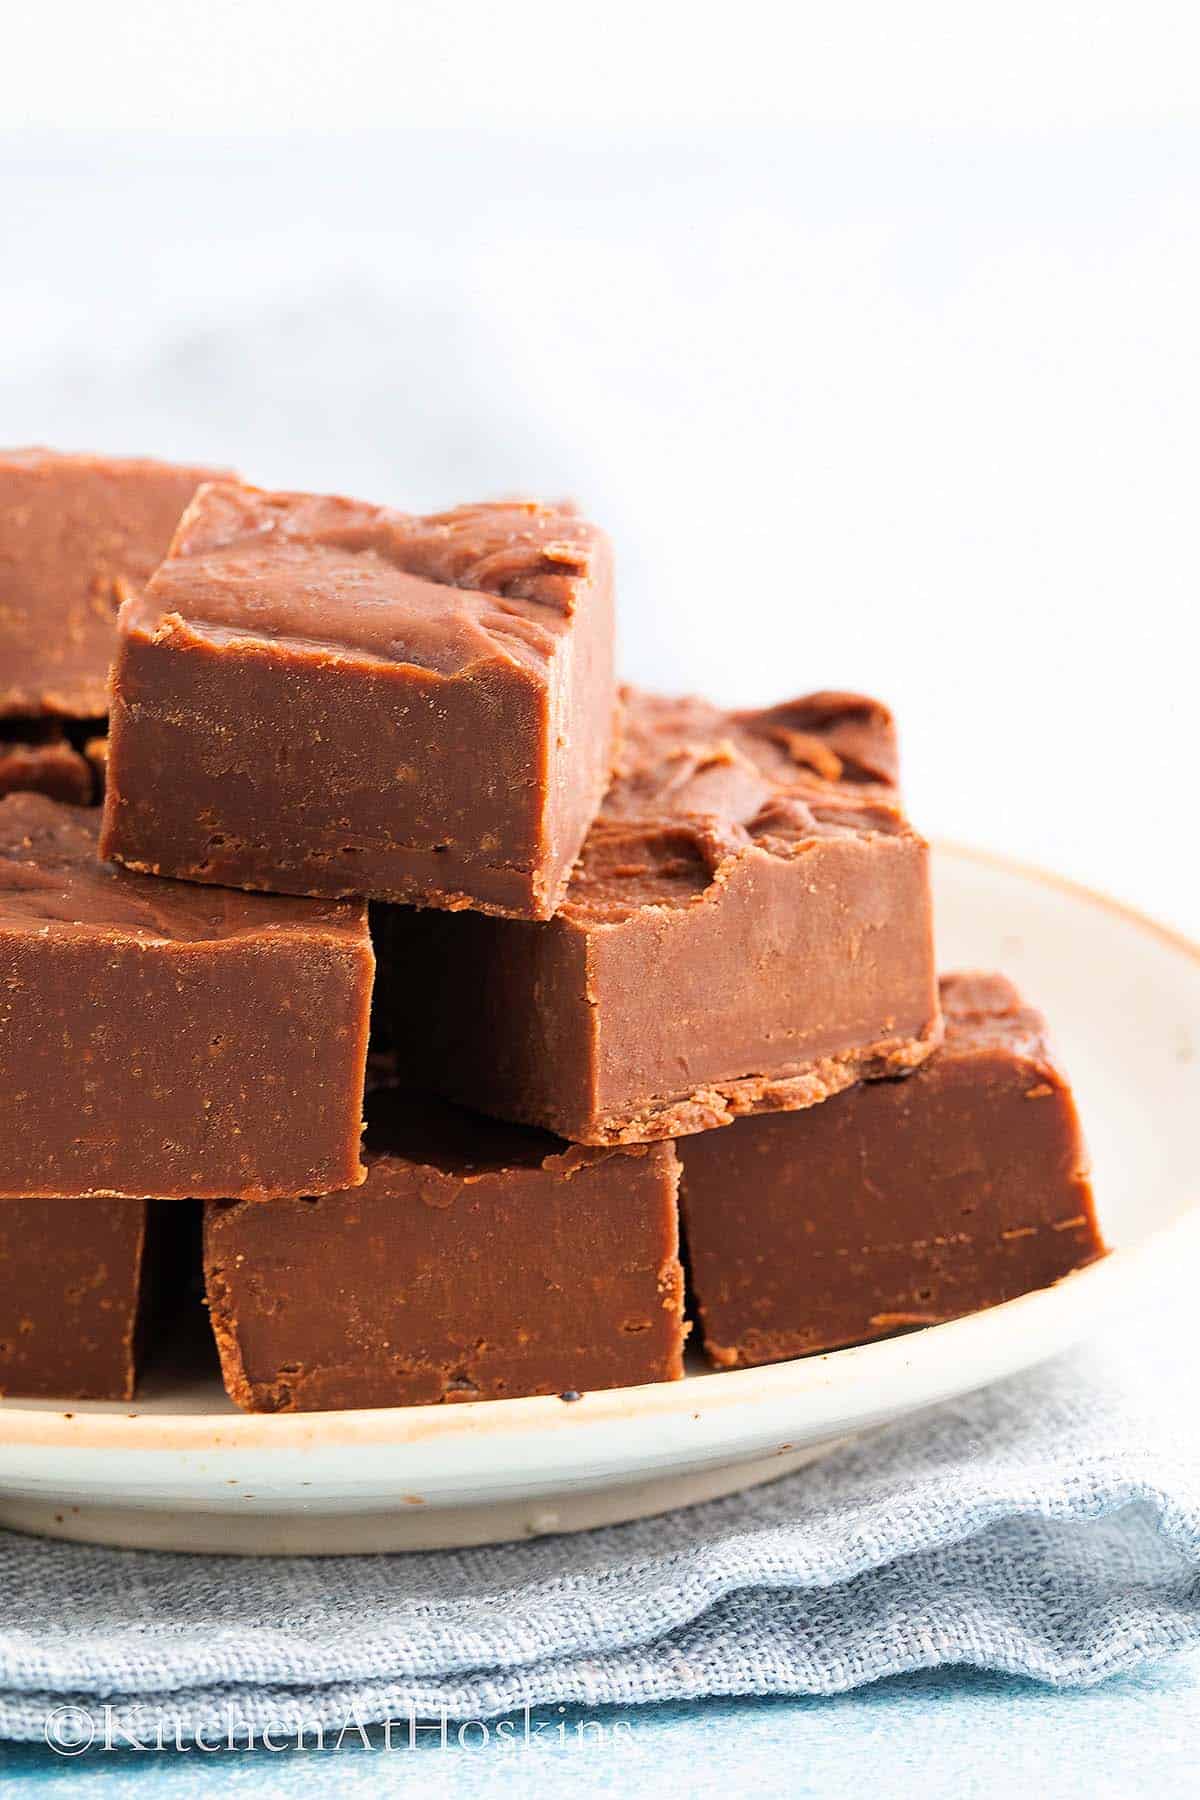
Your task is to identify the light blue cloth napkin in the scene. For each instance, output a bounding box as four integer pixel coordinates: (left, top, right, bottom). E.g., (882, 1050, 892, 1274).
(0, 1296, 1196, 1749)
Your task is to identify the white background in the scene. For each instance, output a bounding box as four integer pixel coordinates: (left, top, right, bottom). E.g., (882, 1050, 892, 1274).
(3, 3, 1198, 930)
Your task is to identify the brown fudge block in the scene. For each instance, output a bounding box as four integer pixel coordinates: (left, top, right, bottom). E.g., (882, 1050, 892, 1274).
(204, 1088, 686, 1412)
(0, 794, 373, 1199)
(0, 448, 227, 718)
(100, 483, 616, 919)
(681, 972, 1107, 1367)
(0, 723, 95, 805)
(381, 689, 940, 1144)
(0, 1198, 167, 1399)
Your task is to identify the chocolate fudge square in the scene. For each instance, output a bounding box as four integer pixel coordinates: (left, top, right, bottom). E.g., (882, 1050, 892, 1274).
(204, 1089, 686, 1412)
(101, 483, 616, 919)
(0, 1198, 170, 1400)
(0, 722, 95, 804)
(0, 448, 227, 718)
(0, 794, 372, 1199)
(681, 972, 1107, 1367)
(381, 689, 940, 1144)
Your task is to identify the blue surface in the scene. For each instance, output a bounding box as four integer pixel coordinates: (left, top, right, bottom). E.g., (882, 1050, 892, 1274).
(5, 1653, 1200, 1799)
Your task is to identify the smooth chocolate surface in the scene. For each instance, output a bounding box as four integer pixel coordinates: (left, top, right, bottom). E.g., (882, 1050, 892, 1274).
(0, 1198, 161, 1399)
(0, 448, 227, 718)
(0, 722, 95, 805)
(381, 689, 940, 1144)
(0, 794, 373, 1199)
(204, 1088, 686, 1411)
(681, 972, 1107, 1367)
(101, 483, 616, 918)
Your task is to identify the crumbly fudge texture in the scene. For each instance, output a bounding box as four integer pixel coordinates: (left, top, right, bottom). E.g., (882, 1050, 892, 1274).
(204, 1088, 686, 1412)
(0, 722, 97, 805)
(0, 1198, 164, 1399)
(681, 972, 1107, 1367)
(0, 448, 227, 717)
(100, 483, 616, 919)
(381, 688, 940, 1144)
(0, 794, 373, 1199)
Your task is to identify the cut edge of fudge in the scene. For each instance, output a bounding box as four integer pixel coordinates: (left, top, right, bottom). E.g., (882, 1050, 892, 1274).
(203, 1089, 687, 1413)
(0, 1197, 202, 1402)
(681, 968, 1107, 1370)
(586, 1019, 942, 1146)
(0, 1198, 159, 1401)
(0, 793, 374, 1201)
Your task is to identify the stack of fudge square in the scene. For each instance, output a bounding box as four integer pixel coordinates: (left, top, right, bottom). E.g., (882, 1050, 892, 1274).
(0, 449, 1107, 1410)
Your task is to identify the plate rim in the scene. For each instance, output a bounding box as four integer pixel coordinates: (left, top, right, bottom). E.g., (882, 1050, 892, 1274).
(2, 837, 1197, 1456)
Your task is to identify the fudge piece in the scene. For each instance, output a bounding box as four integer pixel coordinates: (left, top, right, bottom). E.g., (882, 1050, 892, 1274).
(0, 794, 373, 1199)
(84, 733, 108, 798)
(0, 1198, 168, 1399)
(100, 483, 616, 919)
(0, 448, 227, 718)
(0, 722, 94, 804)
(681, 972, 1107, 1367)
(380, 689, 940, 1144)
(204, 1088, 685, 1411)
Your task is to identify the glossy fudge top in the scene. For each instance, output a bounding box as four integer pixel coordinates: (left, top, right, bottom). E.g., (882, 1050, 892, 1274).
(126, 482, 607, 680)
(0, 448, 228, 716)
(565, 688, 908, 923)
(604, 690, 900, 811)
(0, 793, 366, 945)
(937, 969, 1070, 1065)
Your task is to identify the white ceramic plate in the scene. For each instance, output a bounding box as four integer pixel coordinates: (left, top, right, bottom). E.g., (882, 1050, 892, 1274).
(1, 843, 1197, 1555)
